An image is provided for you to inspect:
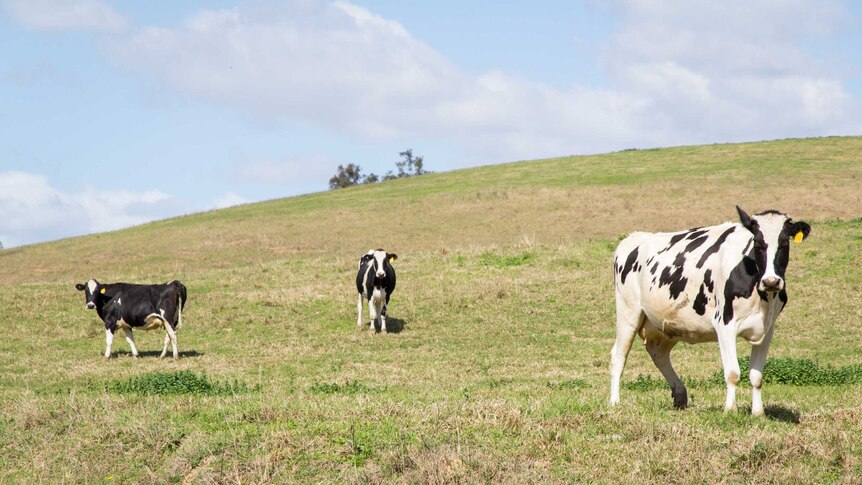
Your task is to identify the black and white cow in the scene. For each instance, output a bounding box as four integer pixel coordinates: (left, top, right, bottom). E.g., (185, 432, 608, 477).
(609, 207, 810, 415)
(356, 249, 397, 333)
(75, 279, 187, 359)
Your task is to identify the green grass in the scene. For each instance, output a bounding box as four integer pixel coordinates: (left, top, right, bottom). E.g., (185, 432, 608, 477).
(109, 370, 259, 396)
(1, 137, 861, 483)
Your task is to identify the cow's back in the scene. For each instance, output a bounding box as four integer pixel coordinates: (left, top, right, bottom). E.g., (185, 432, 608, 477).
(614, 222, 753, 342)
(111, 283, 182, 327)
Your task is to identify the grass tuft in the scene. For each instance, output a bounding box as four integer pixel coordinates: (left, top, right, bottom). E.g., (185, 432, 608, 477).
(108, 370, 258, 396)
(478, 251, 535, 268)
(310, 380, 378, 395)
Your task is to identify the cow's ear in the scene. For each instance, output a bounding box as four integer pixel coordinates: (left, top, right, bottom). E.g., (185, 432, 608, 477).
(360, 253, 372, 263)
(789, 221, 811, 242)
(75, 283, 86, 291)
(736, 205, 757, 232)
(387, 253, 398, 262)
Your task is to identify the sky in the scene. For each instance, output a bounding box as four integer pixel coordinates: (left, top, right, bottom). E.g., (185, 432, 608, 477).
(1, 1, 861, 248)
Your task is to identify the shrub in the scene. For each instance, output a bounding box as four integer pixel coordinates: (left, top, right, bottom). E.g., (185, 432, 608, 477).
(108, 370, 258, 396)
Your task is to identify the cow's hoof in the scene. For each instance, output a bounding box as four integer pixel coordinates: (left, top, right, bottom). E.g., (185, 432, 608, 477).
(103, 355, 111, 360)
(672, 390, 688, 409)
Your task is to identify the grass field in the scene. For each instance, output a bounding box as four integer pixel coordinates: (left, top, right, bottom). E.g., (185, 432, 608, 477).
(1, 137, 861, 483)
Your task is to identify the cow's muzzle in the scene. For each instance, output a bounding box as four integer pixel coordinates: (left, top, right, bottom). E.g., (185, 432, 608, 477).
(86, 302, 96, 309)
(759, 276, 783, 293)
(376, 271, 386, 279)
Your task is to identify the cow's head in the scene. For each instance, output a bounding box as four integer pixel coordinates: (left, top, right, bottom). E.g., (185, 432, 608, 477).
(736, 206, 811, 293)
(361, 249, 397, 279)
(74, 279, 101, 309)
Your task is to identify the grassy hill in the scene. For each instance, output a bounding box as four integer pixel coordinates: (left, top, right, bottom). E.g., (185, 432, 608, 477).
(1, 136, 861, 482)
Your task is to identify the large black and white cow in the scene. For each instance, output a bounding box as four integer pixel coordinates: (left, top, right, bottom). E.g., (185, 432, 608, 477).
(609, 207, 811, 415)
(356, 249, 397, 333)
(75, 279, 187, 359)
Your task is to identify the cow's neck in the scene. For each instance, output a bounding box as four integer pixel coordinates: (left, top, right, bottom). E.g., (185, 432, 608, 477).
(751, 292, 781, 346)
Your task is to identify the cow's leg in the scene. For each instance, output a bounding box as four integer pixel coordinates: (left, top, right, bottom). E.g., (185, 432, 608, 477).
(159, 333, 170, 359)
(121, 327, 140, 358)
(356, 293, 364, 328)
(749, 319, 777, 417)
(716, 322, 741, 412)
(104, 328, 115, 359)
(164, 321, 179, 359)
(646, 337, 687, 409)
(379, 300, 387, 334)
(609, 298, 644, 406)
(368, 298, 378, 331)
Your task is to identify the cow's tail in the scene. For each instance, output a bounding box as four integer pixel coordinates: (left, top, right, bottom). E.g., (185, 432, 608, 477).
(172, 280, 187, 330)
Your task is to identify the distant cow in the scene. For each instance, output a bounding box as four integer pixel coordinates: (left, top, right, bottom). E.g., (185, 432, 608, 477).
(609, 207, 810, 416)
(75, 279, 187, 359)
(356, 249, 397, 332)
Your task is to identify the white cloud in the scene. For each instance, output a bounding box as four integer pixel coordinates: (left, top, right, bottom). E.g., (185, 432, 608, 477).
(105, 1, 861, 163)
(1, 0, 129, 32)
(602, 0, 860, 143)
(0, 171, 174, 247)
(212, 192, 252, 209)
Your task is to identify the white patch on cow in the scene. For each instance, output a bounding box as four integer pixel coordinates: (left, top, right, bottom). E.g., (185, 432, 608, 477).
(372, 250, 388, 278)
(164, 320, 179, 359)
(87, 279, 97, 295)
(117, 298, 121, 306)
(370, 287, 387, 332)
(362, 262, 373, 296)
(104, 329, 114, 359)
(356, 292, 364, 327)
(751, 212, 788, 290)
(122, 327, 139, 357)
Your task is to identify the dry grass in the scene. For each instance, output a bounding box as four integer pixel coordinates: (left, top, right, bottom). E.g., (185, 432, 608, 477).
(1, 137, 861, 483)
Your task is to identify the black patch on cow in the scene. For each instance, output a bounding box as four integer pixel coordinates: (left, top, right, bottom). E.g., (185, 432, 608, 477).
(703, 269, 714, 292)
(650, 261, 659, 275)
(692, 284, 708, 315)
(741, 238, 753, 256)
(691, 270, 714, 316)
(722, 250, 760, 324)
(658, 251, 688, 300)
(686, 229, 709, 240)
(696, 226, 736, 269)
(620, 247, 640, 285)
(656, 232, 713, 300)
(657, 232, 688, 255)
(683, 235, 709, 254)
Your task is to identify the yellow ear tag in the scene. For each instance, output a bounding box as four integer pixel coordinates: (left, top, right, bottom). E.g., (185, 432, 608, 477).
(100, 288, 106, 294)
(389, 257, 395, 263)
(793, 231, 803, 243)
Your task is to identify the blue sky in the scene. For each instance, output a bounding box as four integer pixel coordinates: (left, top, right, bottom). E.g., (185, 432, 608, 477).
(1, 0, 861, 247)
